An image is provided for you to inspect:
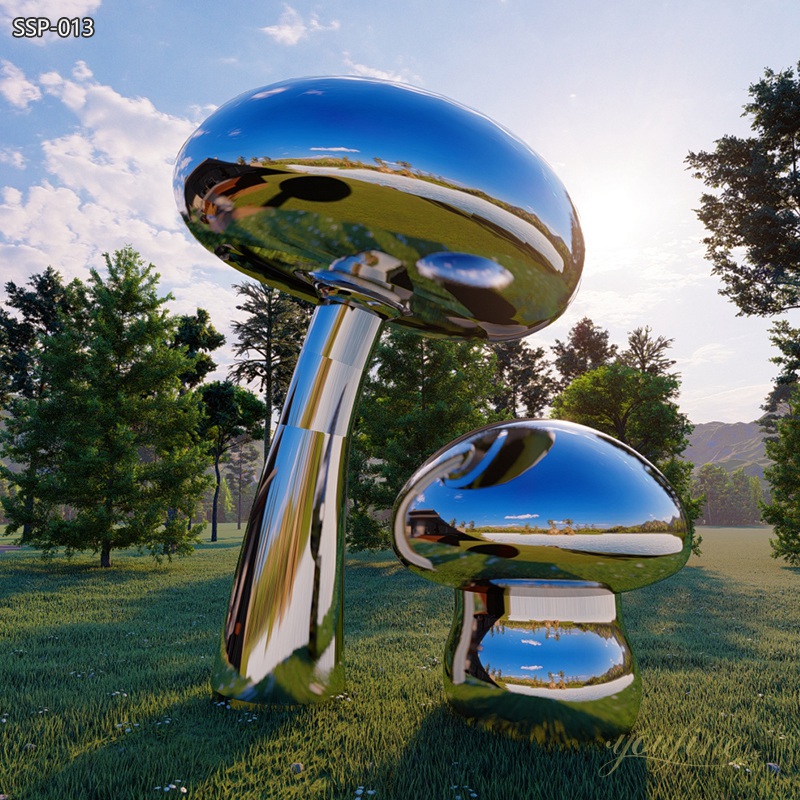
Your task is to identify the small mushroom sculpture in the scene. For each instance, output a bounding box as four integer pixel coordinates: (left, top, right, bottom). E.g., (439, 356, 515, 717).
(175, 77, 583, 704)
(393, 419, 691, 741)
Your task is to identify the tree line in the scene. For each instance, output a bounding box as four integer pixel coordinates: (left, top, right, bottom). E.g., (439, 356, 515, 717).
(0, 247, 310, 566)
(347, 317, 702, 551)
(688, 60, 800, 563)
(1, 245, 706, 565)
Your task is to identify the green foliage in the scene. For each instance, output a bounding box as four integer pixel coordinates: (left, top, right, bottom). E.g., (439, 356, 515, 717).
(0, 267, 86, 539)
(693, 463, 764, 527)
(552, 317, 617, 387)
(0, 248, 212, 567)
(618, 326, 676, 376)
(228, 281, 312, 458)
(686, 62, 800, 315)
(762, 387, 800, 564)
(0, 266, 83, 405)
(489, 340, 557, 417)
(347, 328, 499, 551)
(551, 362, 691, 465)
(199, 381, 265, 542)
(171, 308, 225, 390)
(760, 320, 800, 442)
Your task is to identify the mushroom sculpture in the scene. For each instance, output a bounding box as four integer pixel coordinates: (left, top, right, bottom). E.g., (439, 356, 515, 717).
(393, 419, 691, 741)
(175, 77, 583, 704)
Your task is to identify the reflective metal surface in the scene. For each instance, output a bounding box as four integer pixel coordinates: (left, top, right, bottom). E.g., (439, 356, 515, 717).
(444, 582, 640, 743)
(178, 78, 584, 706)
(175, 76, 584, 341)
(394, 420, 690, 592)
(213, 302, 381, 703)
(393, 419, 690, 739)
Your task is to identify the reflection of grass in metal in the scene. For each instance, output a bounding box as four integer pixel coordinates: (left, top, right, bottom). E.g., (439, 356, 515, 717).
(1, 525, 798, 797)
(405, 537, 691, 593)
(193, 170, 577, 331)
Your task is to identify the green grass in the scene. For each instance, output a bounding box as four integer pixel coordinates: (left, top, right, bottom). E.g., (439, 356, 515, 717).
(0, 525, 798, 799)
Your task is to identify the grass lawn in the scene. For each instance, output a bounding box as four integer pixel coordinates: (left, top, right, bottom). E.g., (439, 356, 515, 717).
(0, 524, 798, 799)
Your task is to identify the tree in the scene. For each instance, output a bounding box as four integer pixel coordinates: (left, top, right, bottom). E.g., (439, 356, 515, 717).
(693, 463, 763, 525)
(171, 308, 225, 390)
(618, 326, 676, 376)
(198, 381, 265, 542)
(551, 363, 690, 465)
(551, 317, 617, 388)
(228, 282, 312, 459)
(762, 388, 800, 564)
(348, 328, 499, 550)
(223, 436, 261, 529)
(0, 267, 83, 539)
(686, 62, 800, 316)
(759, 320, 800, 440)
(490, 340, 557, 418)
(0, 248, 211, 567)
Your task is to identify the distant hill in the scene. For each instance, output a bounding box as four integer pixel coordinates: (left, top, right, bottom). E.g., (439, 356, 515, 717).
(684, 421, 771, 481)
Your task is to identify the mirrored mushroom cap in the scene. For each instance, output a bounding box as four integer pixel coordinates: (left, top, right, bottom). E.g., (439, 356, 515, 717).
(393, 420, 691, 593)
(175, 76, 584, 341)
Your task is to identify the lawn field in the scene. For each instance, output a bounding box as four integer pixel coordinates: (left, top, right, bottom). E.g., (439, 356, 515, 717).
(0, 525, 798, 799)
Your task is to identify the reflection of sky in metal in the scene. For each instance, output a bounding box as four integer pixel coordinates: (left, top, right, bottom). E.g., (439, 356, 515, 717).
(176, 78, 577, 251)
(417, 424, 680, 529)
(481, 625, 624, 682)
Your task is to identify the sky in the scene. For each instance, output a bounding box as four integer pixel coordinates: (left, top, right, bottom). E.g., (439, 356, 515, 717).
(1, 0, 799, 424)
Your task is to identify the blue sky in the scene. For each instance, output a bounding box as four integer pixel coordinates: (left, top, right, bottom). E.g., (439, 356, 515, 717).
(2, 1, 800, 422)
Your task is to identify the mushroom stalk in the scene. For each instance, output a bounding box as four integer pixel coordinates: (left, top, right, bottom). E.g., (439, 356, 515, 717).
(213, 301, 383, 703)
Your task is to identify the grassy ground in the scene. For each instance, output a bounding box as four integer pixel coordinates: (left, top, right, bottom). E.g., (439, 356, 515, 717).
(0, 524, 797, 799)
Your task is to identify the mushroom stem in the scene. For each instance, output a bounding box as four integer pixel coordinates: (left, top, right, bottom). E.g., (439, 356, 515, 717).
(444, 582, 641, 742)
(213, 301, 383, 703)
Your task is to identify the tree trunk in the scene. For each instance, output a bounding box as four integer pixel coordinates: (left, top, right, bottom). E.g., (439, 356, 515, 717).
(100, 540, 112, 568)
(211, 454, 221, 542)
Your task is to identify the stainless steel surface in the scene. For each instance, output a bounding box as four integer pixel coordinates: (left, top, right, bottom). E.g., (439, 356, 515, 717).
(393, 419, 690, 593)
(175, 76, 584, 341)
(444, 582, 641, 743)
(213, 302, 382, 703)
(393, 419, 690, 739)
(177, 77, 584, 708)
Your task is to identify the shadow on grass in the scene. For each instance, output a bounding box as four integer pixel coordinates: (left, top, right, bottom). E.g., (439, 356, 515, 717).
(379, 705, 648, 800)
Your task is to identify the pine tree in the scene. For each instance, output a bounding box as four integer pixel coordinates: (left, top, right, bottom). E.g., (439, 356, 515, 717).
(228, 282, 312, 459)
(490, 340, 557, 418)
(551, 317, 617, 388)
(762, 388, 800, 564)
(0, 248, 211, 567)
(198, 381, 265, 542)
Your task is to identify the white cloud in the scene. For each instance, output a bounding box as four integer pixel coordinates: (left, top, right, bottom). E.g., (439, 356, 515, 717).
(683, 342, 734, 367)
(0, 59, 310, 390)
(0, 59, 233, 322)
(309, 146, 360, 153)
(521, 640, 542, 646)
(520, 665, 543, 671)
(0, 148, 25, 168)
(342, 53, 416, 84)
(261, 4, 339, 46)
(0, 60, 41, 109)
(680, 382, 773, 424)
(504, 513, 539, 520)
